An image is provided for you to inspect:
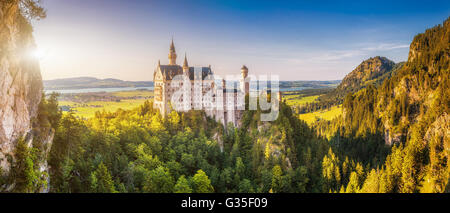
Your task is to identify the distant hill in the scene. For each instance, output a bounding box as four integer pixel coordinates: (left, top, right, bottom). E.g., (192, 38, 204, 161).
(337, 57, 396, 93)
(297, 57, 404, 113)
(43, 77, 154, 90)
(317, 56, 403, 105)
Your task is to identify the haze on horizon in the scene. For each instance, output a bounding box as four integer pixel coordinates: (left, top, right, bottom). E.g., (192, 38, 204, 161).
(33, 0, 450, 81)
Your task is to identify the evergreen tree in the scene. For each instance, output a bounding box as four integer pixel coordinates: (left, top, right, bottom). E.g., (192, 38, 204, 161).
(90, 162, 116, 193)
(192, 170, 214, 193)
(11, 138, 37, 193)
(174, 175, 192, 193)
(271, 165, 283, 193)
(144, 166, 174, 193)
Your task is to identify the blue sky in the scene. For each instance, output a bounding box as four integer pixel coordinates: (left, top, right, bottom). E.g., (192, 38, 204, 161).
(33, 0, 450, 81)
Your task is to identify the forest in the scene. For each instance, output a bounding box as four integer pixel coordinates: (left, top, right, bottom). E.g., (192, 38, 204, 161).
(39, 97, 330, 193)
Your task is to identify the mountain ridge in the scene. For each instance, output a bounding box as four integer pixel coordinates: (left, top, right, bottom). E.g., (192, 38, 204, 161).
(43, 77, 154, 90)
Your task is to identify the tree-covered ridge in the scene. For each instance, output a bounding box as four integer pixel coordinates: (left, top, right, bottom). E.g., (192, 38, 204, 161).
(373, 17, 449, 142)
(313, 17, 449, 193)
(335, 56, 395, 98)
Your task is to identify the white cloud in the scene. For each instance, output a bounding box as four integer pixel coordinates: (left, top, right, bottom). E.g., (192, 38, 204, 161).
(361, 43, 410, 51)
(286, 42, 410, 65)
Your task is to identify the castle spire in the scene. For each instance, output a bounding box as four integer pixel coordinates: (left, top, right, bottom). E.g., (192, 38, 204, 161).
(183, 53, 189, 68)
(183, 53, 189, 74)
(168, 37, 177, 65)
(170, 37, 175, 52)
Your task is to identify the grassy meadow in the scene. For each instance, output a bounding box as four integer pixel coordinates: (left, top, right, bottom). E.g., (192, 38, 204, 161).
(59, 90, 153, 118)
(298, 105, 342, 124)
(282, 92, 342, 124)
(111, 90, 154, 98)
(59, 89, 341, 123)
(284, 94, 319, 106)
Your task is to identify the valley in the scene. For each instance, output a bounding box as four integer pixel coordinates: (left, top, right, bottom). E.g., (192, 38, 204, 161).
(57, 90, 154, 118)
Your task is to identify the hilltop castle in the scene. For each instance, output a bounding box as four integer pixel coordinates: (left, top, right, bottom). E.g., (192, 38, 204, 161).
(153, 39, 249, 127)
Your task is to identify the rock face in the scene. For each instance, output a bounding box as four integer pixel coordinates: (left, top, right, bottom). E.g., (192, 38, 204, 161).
(0, 2, 47, 176)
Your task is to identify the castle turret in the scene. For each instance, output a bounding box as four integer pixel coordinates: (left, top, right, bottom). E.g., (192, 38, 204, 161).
(240, 65, 249, 95)
(168, 38, 177, 65)
(241, 65, 248, 79)
(183, 53, 189, 74)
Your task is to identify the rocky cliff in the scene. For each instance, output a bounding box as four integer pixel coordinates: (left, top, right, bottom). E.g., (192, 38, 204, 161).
(0, 1, 52, 192)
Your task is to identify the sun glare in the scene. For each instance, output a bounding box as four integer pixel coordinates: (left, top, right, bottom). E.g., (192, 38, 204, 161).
(30, 48, 46, 60)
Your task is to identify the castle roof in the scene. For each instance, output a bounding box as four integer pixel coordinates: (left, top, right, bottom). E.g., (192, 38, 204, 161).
(158, 65, 213, 80)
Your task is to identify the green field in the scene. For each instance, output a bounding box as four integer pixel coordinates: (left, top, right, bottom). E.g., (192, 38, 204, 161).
(59, 90, 154, 118)
(60, 99, 149, 118)
(298, 105, 342, 124)
(284, 94, 319, 107)
(112, 90, 154, 98)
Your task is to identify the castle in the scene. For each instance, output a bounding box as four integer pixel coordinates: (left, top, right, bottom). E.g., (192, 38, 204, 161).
(153, 39, 249, 127)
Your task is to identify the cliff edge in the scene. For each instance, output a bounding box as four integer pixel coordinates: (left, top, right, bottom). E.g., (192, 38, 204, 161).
(0, 1, 52, 192)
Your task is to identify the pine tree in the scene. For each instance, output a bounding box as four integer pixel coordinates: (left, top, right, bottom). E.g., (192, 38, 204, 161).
(12, 138, 38, 193)
(192, 170, 214, 193)
(360, 169, 380, 193)
(271, 165, 283, 193)
(90, 162, 117, 193)
(345, 172, 360, 193)
(174, 175, 192, 193)
(238, 179, 255, 193)
(144, 166, 174, 193)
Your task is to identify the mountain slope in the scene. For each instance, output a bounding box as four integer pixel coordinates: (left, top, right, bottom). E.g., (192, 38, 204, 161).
(341, 18, 449, 142)
(338, 56, 396, 93)
(378, 18, 449, 144)
(319, 56, 399, 104)
(340, 17, 449, 192)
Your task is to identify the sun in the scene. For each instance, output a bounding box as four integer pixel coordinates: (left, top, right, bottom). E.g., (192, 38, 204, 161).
(30, 48, 46, 60)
